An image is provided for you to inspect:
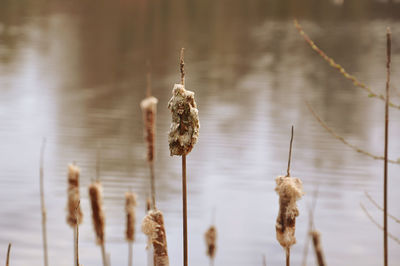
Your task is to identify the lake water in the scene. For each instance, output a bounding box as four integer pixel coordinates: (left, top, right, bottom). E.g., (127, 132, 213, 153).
(1, 0, 400, 265)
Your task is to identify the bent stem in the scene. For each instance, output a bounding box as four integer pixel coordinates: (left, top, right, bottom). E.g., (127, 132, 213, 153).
(6, 243, 11, 266)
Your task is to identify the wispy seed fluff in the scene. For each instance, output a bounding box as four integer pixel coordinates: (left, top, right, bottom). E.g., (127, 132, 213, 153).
(167, 84, 199, 156)
(140, 96, 158, 162)
(89, 181, 105, 245)
(66, 164, 83, 227)
(142, 209, 169, 266)
(125, 192, 137, 242)
(275, 175, 304, 248)
(204, 226, 217, 259)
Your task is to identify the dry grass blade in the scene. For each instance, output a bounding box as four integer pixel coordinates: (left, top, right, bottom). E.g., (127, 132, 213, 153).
(360, 203, 400, 245)
(294, 19, 400, 110)
(305, 101, 399, 164)
(39, 139, 49, 266)
(310, 231, 326, 266)
(6, 243, 11, 266)
(364, 191, 400, 224)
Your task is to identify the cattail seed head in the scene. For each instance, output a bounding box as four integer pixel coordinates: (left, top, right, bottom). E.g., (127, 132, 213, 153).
(204, 225, 217, 259)
(140, 96, 158, 162)
(167, 84, 199, 156)
(88, 181, 105, 245)
(275, 175, 303, 248)
(310, 230, 326, 266)
(142, 209, 169, 266)
(66, 164, 83, 227)
(125, 191, 137, 242)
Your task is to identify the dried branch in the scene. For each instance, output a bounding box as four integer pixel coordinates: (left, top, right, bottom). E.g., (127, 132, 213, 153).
(294, 19, 400, 110)
(305, 101, 400, 164)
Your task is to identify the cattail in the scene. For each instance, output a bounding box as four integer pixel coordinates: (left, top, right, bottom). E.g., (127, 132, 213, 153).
(167, 83, 200, 156)
(67, 164, 83, 227)
(140, 96, 158, 163)
(89, 181, 105, 245)
(126, 192, 137, 242)
(142, 209, 169, 266)
(275, 175, 304, 248)
(204, 226, 217, 260)
(310, 230, 326, 266)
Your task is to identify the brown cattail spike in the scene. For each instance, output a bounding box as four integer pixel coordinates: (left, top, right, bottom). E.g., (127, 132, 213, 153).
(204, 226, 217, 259)
(275, 175, 304, 248)
(67, 164, 83, 227)
(167, 84, 200, 156)
(89, 181, 105, 245)
(125, 192, 137, 242)
(142, 209, 169, 266)
(140, 96, 158, 163)
(310, 230, 326, 266)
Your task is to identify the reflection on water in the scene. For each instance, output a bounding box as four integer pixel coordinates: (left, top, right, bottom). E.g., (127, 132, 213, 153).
(0, 0, 400, 265)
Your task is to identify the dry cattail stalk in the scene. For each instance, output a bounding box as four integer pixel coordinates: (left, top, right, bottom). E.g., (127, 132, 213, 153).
(167, 83, 200, 156)
(310, 230, 326, 266)
(6, 243, 11, 266)
(275, 175, 304, 248)
(126, 192, 137, 242)
(67, 164, 83, 227)
(204, 226, 217, 260)
(39, 139, 49, 266)
(142, 209, 169, 266)
(89, 181, 105, 245)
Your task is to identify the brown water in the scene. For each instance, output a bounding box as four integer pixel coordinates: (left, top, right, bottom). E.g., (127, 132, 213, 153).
(1, 0, 400, 265)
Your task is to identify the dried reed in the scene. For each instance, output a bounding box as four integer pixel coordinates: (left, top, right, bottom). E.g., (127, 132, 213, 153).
(39, 139, 49, 266)
(142, 209, 169, 266)
(75, 201, 81, 266)
(204, 226, 217, 266)
(310, 231, 326, 266)
(294, 19, 400, 110)
(6, 243, 11, 266)
(364, 191, 400, 224)
(383, 27, 391, 266)
(126, 191, 137, 266)
(275, 127, 304, 266)
(88, 181, 107, 266)
(167, 48, 200, 266)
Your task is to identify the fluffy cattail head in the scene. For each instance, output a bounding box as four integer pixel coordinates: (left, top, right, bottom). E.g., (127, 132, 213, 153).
(88, 181, 105, 245)
(204, 226, 217, 259)
(142, 209, 169, 266)
(140, 96, 158, 162)
(167, 84, 199, 156)
(125, 191, 137, 242)
(275, 175, 303, 248)
(66, 164, 83, 227)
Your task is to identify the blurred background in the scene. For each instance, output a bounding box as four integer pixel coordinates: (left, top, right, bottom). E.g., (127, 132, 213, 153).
(1, 0, 400, 265)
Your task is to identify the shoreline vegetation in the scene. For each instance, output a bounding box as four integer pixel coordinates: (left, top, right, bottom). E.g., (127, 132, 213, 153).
(1, 19, 396, 265)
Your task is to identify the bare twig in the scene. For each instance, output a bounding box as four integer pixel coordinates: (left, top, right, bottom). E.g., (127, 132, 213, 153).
(383, 27, 391, 266)
(286, 126, 294, 177)
(294, 19, 400, 110)
(305, 101, 399, 164)
(39, 139, 49, 266)
(6, 243, 11, 266)
(364, 191, 400, 224)
(360, 203, 400, 245)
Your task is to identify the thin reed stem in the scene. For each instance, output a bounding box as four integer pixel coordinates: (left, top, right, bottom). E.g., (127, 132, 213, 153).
(101, 243, 107, 266)
(75, 201, 81, 266)
(6, 243, 11, 266)
(150, 161, 156, 210)
(286, 126, 294, 177)
(286, 248, 290, 266)
(383, 27, 391, 266)
(128, 241, 133, 266)
(262, 254, 267, 266)
(180, 48, 185, 86)
(39, 139, 49, 266)
(305, 101, 399, 164)
(364, 191, 400, 223)
(182, 154, 188, 266)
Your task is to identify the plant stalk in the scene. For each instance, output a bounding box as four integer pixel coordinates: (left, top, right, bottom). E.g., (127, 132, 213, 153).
(182, 154, 188, 266)
(39, 139, 49, 266)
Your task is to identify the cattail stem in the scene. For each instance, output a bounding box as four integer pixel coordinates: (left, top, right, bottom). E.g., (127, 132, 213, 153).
(128, 241, 133, 266)
(285, 248, 290, 266)
(39, 139, 49, 266)
(101, 243, 107, 266)
(6, 243, 11, 266)
(150, 161, 156, 210)
(286, 126, 294, 177)
(310, 231, 326, 266)
(383, 27, 391, 266)
(182, 154, 188, 266)
(75, 201, 81, 266)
